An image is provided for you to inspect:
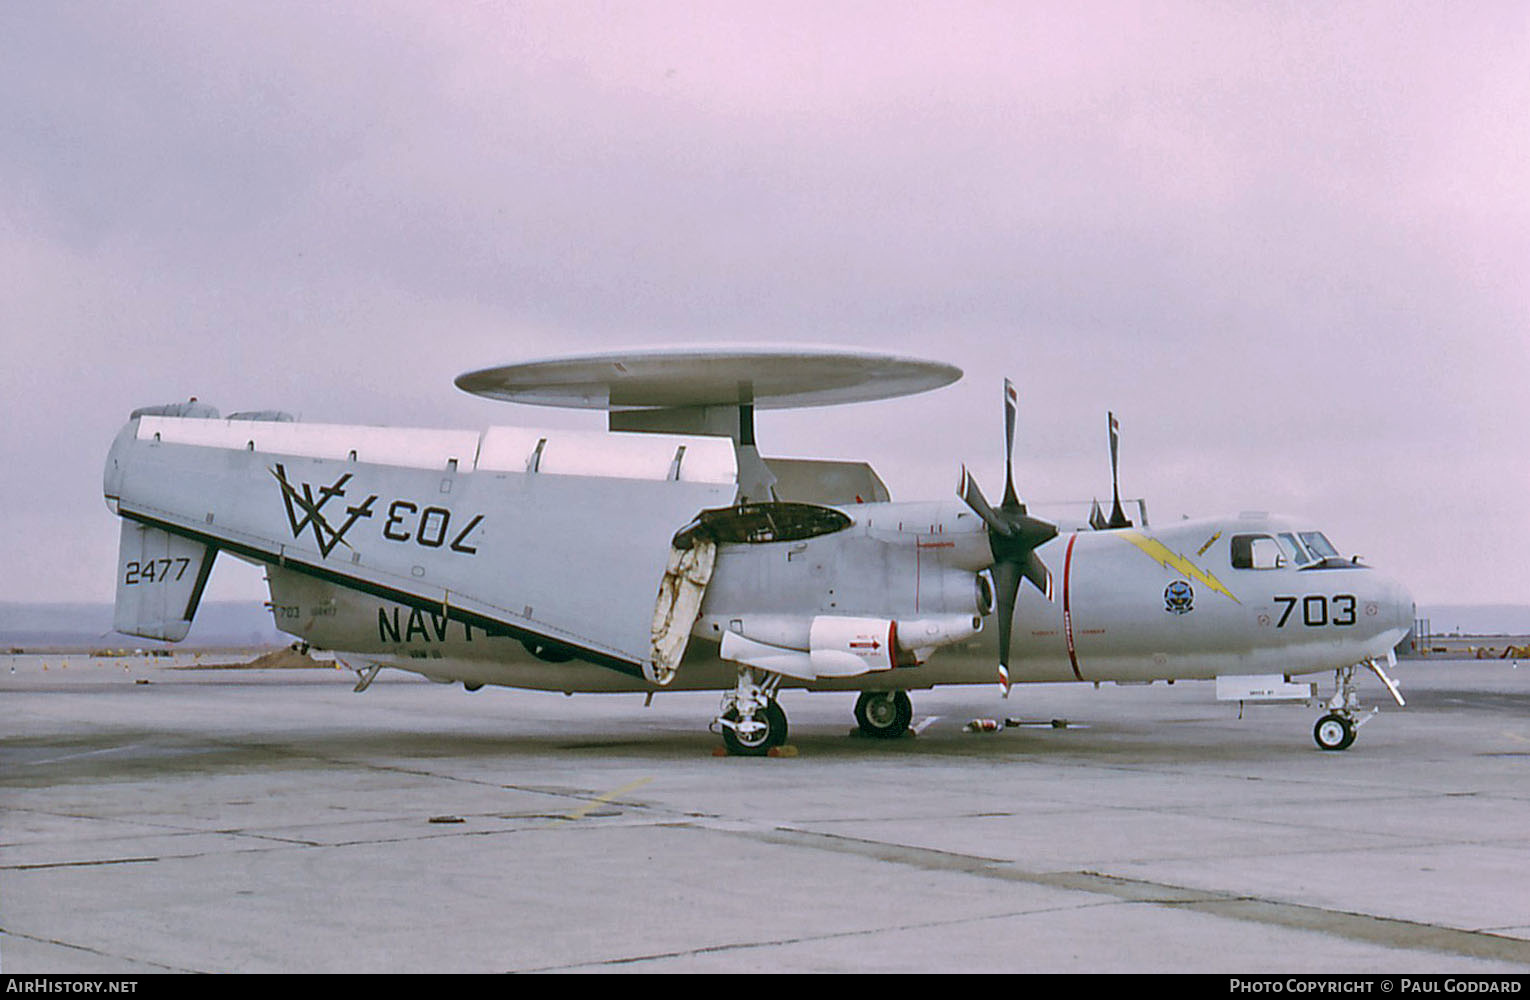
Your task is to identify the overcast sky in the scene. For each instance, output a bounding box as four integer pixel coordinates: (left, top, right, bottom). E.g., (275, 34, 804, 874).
(2, 1, 1526, 609)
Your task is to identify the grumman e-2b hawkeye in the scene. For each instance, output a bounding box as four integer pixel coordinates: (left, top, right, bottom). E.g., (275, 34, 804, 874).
(102, 347, 1414, 754)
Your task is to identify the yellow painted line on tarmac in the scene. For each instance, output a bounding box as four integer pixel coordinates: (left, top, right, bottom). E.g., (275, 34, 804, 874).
(548, 777, 655, 827)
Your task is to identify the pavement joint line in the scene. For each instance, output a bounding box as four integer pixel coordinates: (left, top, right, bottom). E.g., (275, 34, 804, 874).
(0, 812, 678, 870)
(703, 823, 1530, 966)
(18, 745, 143, 767)
(75, 735, 685, 819)
(5, 856, 164, 871)
(510, 897, 1128, 972)
(209, 741, 674, 816)
(0, 802, 1177, 874)
(795, 800, 1517, 854)
(0, 927, 203, 974)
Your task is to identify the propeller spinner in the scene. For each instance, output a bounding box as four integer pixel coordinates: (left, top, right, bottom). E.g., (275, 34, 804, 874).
(958, 379, 1058, 695)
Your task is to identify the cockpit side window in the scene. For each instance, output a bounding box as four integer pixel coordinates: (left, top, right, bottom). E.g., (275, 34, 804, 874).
(1277, 532, 1311, 565)
(1230, 533, 1285, 570)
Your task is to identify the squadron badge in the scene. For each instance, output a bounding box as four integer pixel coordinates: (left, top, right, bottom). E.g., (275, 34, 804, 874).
(1164, 580, 1195, 615)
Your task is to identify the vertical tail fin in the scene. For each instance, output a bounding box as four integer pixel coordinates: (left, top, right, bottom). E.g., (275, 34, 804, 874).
(113, 521, 218, 641)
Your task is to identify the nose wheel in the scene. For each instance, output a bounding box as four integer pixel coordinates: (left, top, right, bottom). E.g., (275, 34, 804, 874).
(1314, 713, 1356, 751)
(715, 667, 788, 756)
(719, 700, 788, 755)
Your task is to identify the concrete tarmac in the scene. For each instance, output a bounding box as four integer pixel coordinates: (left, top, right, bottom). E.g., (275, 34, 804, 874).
(2, 653, 1529, 974)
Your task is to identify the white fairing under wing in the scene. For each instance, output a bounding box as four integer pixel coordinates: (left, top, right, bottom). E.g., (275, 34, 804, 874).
(113, 521, 217, 641)
(103, 413, 737, 676)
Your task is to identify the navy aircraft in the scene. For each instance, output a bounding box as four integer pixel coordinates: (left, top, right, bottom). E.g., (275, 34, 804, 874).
(102, 348, 1413, 754)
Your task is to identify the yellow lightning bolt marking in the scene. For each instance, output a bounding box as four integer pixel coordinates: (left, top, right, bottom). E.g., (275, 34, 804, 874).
(1118, 530, 1241, 604)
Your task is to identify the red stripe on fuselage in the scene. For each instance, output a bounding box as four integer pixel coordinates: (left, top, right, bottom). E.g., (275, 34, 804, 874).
(1063, 533, 1084, 680)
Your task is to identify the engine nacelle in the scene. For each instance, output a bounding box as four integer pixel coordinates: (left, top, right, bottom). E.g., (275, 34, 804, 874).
(719, 612, 981, 680)
(892, 614, 985, 662)
(808, 616, 897, 676)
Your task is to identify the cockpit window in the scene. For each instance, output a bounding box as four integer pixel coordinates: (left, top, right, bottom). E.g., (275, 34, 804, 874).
(1230, 533, 1285, 570)
(1277, 533, 1311, 565)
(1299, 532, 1340, 561)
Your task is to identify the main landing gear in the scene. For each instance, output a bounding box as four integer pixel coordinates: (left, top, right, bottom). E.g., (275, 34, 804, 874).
(1312, 656, 1405, 751)
(713, 669, 919, 754)
(854, 690, 913, 739)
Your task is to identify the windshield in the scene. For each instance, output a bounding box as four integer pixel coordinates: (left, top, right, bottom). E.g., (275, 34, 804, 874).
(1299, 531, 1340, 560)
(1277, 533, 1310, 565)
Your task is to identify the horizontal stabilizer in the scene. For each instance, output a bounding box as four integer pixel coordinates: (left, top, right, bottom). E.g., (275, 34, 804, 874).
(113, 521, 217, 641)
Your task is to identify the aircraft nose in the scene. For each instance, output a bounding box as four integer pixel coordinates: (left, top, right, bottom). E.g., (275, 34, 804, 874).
(1378, 574, 1416, 642)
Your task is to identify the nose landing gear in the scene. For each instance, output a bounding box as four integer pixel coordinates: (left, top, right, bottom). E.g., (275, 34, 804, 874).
(714, 667, 788, 756)
(1312, 655, 1405, 751)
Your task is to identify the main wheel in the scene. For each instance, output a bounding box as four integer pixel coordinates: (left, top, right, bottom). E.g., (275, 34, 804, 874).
(1314, 713, 1355, 751)
(721, 701, 786, 756)
(854, 691, 913, 739)
(763, 700, 788, 748)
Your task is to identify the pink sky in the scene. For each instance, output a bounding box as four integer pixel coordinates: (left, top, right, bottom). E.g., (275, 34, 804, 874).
(1, 2, 1526, 607)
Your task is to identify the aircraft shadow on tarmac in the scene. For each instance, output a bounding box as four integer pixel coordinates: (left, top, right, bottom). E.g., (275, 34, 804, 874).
(3, 708, 1392, 789)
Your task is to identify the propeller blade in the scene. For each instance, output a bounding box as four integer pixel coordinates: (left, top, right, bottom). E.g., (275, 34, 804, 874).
(1001, 379, 1020, 511)
(1108, 410, 1120, 474)
(959, 467, 1012, 537)
(988, 541, 1054, 695)
(1106, 410, 1132, 529)
(1021, 550, 1053, 601)
(991, 557, 1022, 696)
